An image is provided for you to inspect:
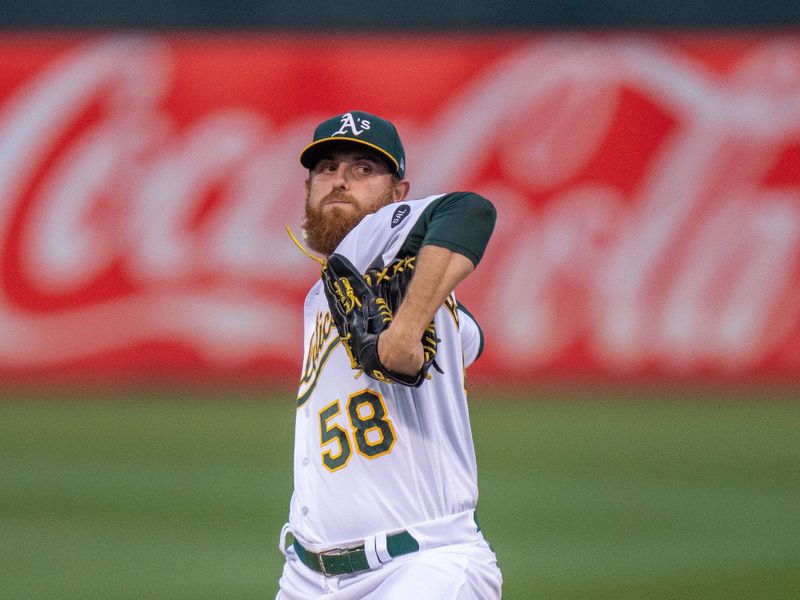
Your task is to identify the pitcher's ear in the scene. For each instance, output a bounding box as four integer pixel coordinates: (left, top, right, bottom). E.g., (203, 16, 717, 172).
(393, 180, 410, 201)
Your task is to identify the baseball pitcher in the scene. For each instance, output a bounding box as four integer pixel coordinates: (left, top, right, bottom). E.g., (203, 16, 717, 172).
(277, 111, 502, 599)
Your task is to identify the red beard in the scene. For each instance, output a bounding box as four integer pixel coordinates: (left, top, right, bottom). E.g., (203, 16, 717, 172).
(303, 190, 394, 256)
(303, 203, 362, 256)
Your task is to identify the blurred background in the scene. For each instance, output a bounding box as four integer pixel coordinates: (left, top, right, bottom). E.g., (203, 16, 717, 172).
(1, 2, 799, 599)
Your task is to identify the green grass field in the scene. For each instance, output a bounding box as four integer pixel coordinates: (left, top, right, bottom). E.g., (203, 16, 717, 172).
(1, 386, 798, 599)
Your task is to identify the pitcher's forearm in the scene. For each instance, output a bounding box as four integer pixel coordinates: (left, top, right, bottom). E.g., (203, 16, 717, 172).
(378, 245, 473, 375)
(393, 245, 473, 339)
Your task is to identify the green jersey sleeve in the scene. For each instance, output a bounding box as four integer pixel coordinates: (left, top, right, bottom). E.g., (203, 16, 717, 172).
(398, 192, 497, 266)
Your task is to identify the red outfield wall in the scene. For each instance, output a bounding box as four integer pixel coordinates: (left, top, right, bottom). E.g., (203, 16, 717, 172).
(1, 33, 799, 384)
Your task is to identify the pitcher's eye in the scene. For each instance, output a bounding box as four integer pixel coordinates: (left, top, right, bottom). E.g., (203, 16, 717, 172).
(315, 161, 338, 174)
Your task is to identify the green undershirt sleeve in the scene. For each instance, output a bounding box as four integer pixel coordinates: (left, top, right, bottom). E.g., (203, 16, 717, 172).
(398, 192, 497, 266)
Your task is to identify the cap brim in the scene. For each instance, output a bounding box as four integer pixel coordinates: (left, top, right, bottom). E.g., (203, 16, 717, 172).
(299, 137, 400, 174)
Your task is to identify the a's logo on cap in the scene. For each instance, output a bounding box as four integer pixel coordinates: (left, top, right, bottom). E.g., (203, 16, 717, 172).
(391, 204, 410, 228)
(332, 112, 371, 137)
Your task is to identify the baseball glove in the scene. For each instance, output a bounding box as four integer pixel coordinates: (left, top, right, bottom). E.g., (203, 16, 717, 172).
(321, 253, 440, 387)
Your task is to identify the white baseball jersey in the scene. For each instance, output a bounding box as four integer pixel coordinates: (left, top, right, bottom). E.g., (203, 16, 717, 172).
(289, 192, 492, 551)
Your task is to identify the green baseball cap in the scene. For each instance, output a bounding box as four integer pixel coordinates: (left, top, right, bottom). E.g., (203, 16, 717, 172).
(300, 110, 406, 178)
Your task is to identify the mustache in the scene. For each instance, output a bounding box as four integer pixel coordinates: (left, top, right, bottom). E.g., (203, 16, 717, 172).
(321, 192, 357, 206)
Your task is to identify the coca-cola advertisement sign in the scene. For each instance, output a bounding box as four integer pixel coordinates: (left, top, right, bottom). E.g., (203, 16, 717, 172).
(1, 32, 799, 383)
